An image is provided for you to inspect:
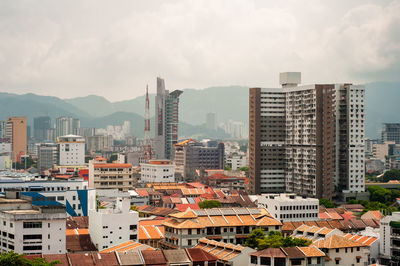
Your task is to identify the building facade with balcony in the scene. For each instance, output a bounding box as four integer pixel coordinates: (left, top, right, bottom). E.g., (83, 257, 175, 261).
(89, 157, 133, 192)
(161, 207, 281, 249)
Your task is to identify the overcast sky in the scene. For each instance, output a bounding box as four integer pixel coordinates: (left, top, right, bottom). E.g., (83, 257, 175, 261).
(0, 0, 399, 101)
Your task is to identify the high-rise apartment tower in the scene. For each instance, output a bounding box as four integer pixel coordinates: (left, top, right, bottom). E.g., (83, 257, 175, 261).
(249, 73, 365, 200)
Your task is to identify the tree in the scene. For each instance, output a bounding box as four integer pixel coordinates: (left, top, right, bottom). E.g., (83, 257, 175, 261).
(245, 230, 311, 250)
(383, 169, 400, 182)
(319, 198, 335, 208)
(198, 200, 221, 209)
(368, 186, 391, 203)
(245, 228, 265, 249)
(224, 165, 232, 171)
(107, 154, 118, 163)
(0, 251, 60, 266)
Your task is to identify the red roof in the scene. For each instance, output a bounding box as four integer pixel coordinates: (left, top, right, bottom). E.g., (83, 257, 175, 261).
(94, 163, 132, 168)
(175, 204, 200, 212)
(186, 248, 218, 262)
(136, 189, 149, 197)
(141, 250, 167, 265)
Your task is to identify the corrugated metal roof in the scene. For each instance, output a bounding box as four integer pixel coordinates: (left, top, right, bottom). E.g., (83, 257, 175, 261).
(141, 250, 167, 264)
(162, 249, 191, 263)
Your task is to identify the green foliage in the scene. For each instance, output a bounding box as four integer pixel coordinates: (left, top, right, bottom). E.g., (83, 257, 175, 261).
(383, 169, 400, 182)
(368, 186, 392, 203)
(107, 154, 118, 163)
(224, 165, 232, 171)
(319, 198, 336, 208)
(198, 200, 221, 209)
(390, 221, 400, 228)
(0, 251, 60, 266)
(245, 230, 311, 250)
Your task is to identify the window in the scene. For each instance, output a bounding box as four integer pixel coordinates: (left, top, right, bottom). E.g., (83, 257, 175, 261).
(10, 223, 13, 228)
(57, 196, 64, 200)
(130, 225, 137, 230)
(8, 233, 14, 239)
(250, 256, 258, 264)
(23, 222, 42, 228)
(356, 257, 360, 263)
(188, 239, 192, 245)
(23, 245, 42, 251)
(335, 259, 340, 265)
(23, 235, 42, 240)
(130, 234, 137, 240)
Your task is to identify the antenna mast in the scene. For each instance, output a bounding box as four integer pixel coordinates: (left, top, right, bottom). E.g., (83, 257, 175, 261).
(143, 85, 152, 162)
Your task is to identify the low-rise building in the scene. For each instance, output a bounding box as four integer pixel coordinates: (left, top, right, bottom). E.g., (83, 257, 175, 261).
(0, 189, 66, 255)
(313, 234, 369, 266)
(225, 155, 247, 170)
(89, 157, 134, 192)
(194, 237, 256, 265)
(140, 159, 175, 183)
(161, 207, 282, 249)
(89, 197, 139, 250)
(256, 193, 319, 222)
(249, 246, 326, 266)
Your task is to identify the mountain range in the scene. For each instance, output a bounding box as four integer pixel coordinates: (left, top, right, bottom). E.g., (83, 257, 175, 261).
(0, 82, 399, 139)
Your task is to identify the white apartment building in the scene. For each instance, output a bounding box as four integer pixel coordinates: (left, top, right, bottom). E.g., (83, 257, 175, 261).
(380, 212, 400, 262)
(57, 135, 85, 166)
(89, 197, 139, 250)
(140, 159, 175, 183)
(256, 193, 319, 222)
(225, 155, 247, 170)
(0, 190, 66, 255)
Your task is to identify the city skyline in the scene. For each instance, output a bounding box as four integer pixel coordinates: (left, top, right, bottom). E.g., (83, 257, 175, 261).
(0, 1, 398, 101)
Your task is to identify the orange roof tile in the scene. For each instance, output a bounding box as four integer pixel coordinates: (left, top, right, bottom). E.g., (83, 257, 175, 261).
(313, 235, 367, 249)
(94, 163, 132, 168)
(298, 246, 325, 257)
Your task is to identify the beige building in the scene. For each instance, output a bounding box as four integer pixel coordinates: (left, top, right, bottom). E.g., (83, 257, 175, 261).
(161, 207, 281, 249)
(6, 117, 27, 162)
(89, 157, 134, 192)
(373, 141, 395, 160)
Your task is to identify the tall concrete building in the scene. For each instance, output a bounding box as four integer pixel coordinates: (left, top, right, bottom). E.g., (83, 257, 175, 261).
(382, 123, 400, 144)
(0, 120, 6, 138)
(154, 77, 183, 160)
(6, 117, 27, 162)
(33, 116, 51, 142)
(206, 113, 217, 130)
(174, 139, 225, 179)
(55, 117, 80, 138)
(249, 73, 365, 200)
(37, 142, 58, 170)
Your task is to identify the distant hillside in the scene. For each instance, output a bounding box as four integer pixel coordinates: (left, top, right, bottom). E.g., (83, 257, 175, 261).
(0, 92, 228, 139)
(1, 81, 399, 139)
(65, 86, 249, 126)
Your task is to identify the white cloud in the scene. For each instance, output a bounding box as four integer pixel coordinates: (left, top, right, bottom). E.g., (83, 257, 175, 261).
(0, 0, 398, 101)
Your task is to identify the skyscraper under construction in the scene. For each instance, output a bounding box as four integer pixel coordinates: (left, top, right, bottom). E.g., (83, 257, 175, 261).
(154, 77, 183, 160)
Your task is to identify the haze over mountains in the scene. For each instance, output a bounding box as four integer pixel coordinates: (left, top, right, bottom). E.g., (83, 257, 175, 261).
(0, 82, 398, 139)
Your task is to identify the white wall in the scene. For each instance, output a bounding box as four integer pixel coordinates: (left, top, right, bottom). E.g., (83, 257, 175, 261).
(140, 163, 175, 183)
(89, 198, 139, 250)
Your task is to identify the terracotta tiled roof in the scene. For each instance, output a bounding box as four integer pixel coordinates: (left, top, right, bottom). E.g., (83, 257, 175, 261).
(169, 209, 198, 219)
(139, 225, 164, 240)
(66, 234, 96, 252)
(100, 241, 154, 253)
(361, 210, 383, 220)
(297, 246, 325, 257)
(163, 219, 205, 229)
(313, 235, 367, 249)
(186, 248, 218, 262)
(175, 203, 200, 212)
(141, 250, 167, 265)
(250, 248, 287, 258)
(342, 233, 378, 247)
(94, 163, 132, 168)
(281, 247, 306, 258)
